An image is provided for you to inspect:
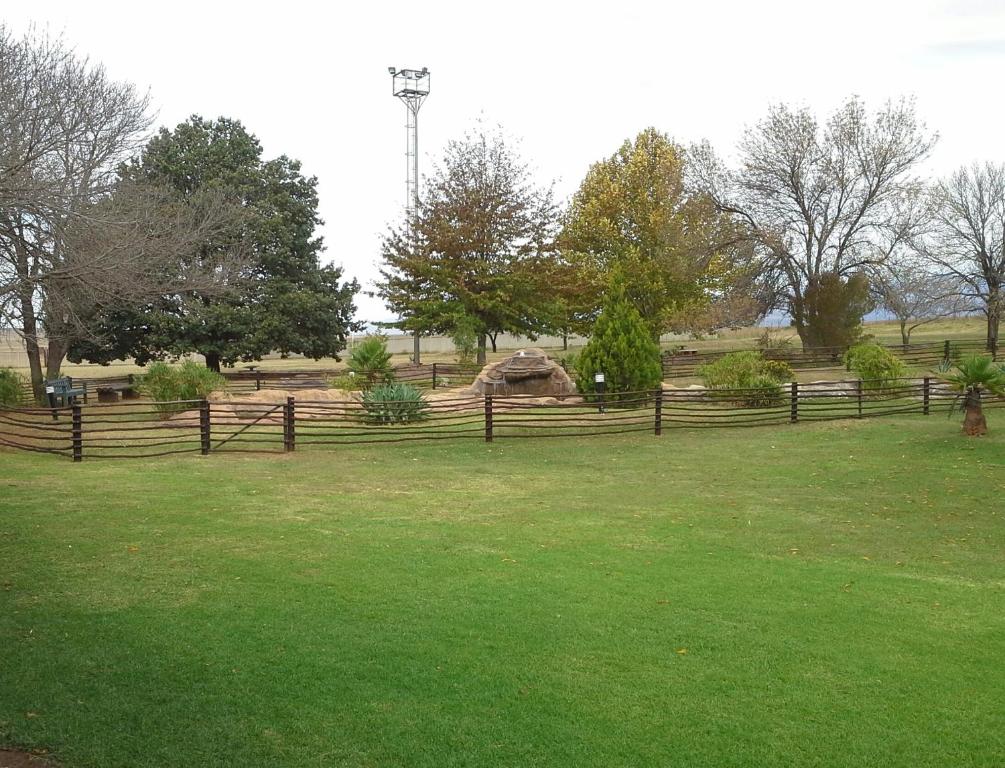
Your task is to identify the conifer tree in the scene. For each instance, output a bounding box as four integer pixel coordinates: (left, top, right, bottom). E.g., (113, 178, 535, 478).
(575, 275, 663, 402)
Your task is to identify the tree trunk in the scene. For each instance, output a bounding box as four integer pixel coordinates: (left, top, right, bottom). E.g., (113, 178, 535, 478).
(900, 320, 910, 347)
(204, 352, 221, 373)
(986, 306, 1000, 360)
(962, 389, 987, 436)
(476, 334, 487, 366)
(18, 291, 46, 403)
(489, 332, 498, 353)
(562, 332, 568, 351)
(45, 338, 67, 380)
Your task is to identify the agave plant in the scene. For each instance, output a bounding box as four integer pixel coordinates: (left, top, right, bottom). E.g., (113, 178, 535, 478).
(941, 355, 1005, 436)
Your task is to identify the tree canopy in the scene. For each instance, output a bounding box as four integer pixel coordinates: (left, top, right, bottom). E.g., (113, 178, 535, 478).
(560, 128, 761, 340)
(376, 128, 560, 364)
(925, 163, 1005, 355)
(0, 26, 153, 400)
(70, 116, 361, 371)
(692, 97, 935, 347)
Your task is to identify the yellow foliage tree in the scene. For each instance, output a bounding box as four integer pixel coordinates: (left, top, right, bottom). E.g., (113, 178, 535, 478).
(560, 128, 760, 340)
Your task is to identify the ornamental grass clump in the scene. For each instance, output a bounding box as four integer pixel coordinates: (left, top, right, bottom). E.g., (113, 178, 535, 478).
(361, 383, 429, 425)
(141, 361, 227, 415)
(698, 351, 793, 407)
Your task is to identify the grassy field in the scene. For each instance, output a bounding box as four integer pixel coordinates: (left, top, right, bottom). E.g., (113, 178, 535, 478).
(1, 417, 1004, 767)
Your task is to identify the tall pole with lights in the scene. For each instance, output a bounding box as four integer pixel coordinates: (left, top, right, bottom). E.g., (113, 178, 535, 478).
(388, 66, 430, 365)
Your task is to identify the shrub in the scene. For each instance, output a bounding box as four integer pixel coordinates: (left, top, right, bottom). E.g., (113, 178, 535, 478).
(575, 277, 662, 403)
(361, 382, 429, 424)
(349, 335, 393, 389)
(141, 361, 227, 414)
(558, 351, 580, 376)
(328, 372, 359, 392)
(755, 328, 794, 351)
(844, 344, 906, 390)
(451, 315, 480, 367)
(0, 368, 26, 407)
(698, 351, 793, 407)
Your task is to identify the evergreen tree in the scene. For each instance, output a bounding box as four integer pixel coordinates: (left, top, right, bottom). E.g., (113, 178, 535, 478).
(802, 272, 874, 348)
(69, 116, 361, 371)
(575, 276, 663, 402)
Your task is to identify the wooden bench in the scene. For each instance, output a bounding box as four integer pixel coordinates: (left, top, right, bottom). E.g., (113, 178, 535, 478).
(45, 377, 86, 419)
(95, 382, 140, 403)
(277, 378, 327, 389)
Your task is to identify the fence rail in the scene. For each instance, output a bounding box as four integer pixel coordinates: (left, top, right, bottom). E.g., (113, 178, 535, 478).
(2, 377, 1001, 462)
(660, 338, 993, 378)
(9, 337, 998, 403)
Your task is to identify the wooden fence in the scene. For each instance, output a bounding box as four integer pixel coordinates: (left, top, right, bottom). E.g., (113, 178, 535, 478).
(2, 377, 1000, 462)
(660, 338, 992, 378)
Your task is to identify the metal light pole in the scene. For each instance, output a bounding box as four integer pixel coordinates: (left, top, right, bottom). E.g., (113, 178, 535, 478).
(388, 66, 430, 365)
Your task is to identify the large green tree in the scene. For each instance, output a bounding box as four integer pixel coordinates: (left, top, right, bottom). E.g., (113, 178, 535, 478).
(560, 128, 759, 341)
(70, 116, 361, 371)
(376, 128, 560, 365)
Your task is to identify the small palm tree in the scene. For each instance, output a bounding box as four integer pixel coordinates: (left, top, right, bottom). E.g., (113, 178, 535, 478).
(942, 355, 1005, 436)
(349, 335, 394, 390)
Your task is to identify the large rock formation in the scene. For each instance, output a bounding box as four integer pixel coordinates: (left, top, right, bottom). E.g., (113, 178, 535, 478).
(466, 348, 576, 397)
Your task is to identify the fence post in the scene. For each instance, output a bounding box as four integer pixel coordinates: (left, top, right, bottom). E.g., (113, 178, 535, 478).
(923, 376, 931, 416)
(790, 382, 799, 423)
(432, 363, 437, 390)
(256, 372, 262, 392)
(200, 399, 211, 455)
(71, 404, 82, 462)
(284, 396, 296, 452)
(654, 388, 663, 436)
(484, 395, 493, 443)
(943, 340, 951, 367)
(856, 379, 863, 418)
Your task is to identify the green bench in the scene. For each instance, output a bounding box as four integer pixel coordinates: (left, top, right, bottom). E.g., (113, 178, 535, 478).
(45, 377, 87, 419)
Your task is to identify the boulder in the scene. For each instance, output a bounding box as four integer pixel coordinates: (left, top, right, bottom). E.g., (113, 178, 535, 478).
(466, 348, 576, 397)
(662, 383, 708, 401)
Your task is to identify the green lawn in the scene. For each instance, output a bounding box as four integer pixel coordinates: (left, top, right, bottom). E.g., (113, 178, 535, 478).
(1, 417, 1003, 767)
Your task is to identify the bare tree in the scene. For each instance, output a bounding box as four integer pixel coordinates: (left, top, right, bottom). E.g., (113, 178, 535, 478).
(924, 163, 1005, 356)
(40, 182, 250, 375)
(872, 258, 967, 345)
(0, 27, 210, 400)
(690, 97, 936, 347)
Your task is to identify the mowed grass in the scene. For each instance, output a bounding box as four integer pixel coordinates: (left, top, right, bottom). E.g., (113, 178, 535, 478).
(1, 417, 1003, 767)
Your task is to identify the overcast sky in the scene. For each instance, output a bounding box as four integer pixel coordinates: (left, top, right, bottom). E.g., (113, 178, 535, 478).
(5, 0, 1005, 324)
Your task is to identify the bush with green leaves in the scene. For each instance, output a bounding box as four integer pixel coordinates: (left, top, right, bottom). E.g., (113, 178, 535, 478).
(844, 343, 906, 390)
(698, 351, 793, 407)
(574, 279, 662, 403)
(558, 351, 580, 377)
(141, 361, 227, 414)
(327, 372, 359, 392)
(361, 382, 429, 425)
(0, 368, 26, 407)
(451, 315, 480, 367)
(349, 335, 393, 390)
